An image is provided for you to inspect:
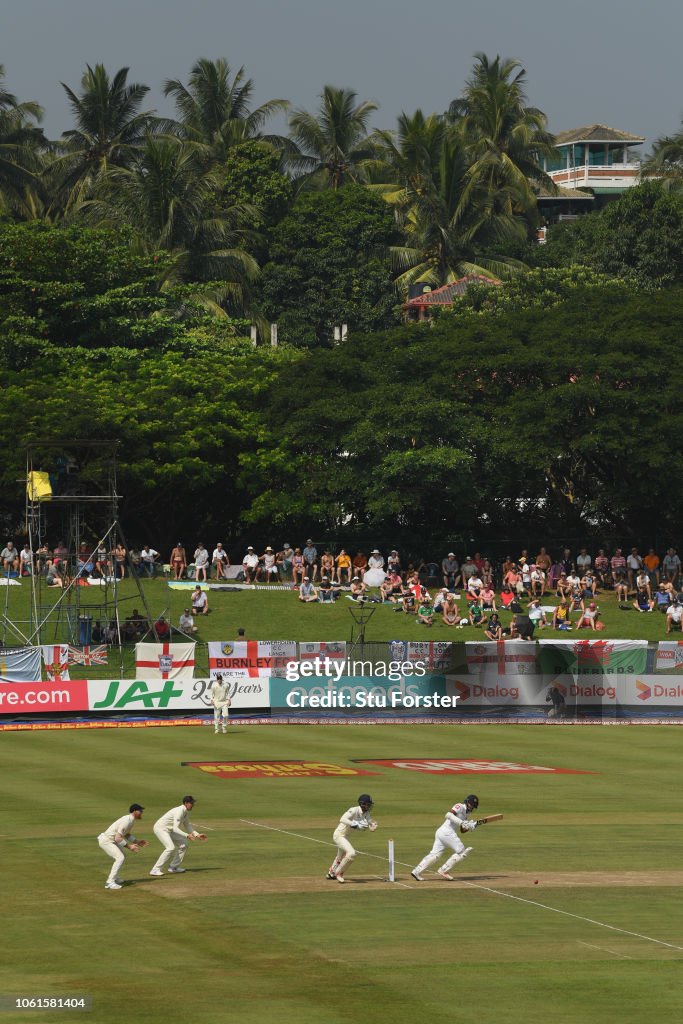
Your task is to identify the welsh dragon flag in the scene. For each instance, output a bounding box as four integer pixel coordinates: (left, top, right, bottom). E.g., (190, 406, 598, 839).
(537, 640, 647, 677)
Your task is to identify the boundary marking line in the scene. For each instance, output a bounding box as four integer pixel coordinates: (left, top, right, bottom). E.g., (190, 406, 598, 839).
(241, 818, 683, 952)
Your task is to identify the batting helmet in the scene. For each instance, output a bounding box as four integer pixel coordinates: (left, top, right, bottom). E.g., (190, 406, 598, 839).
(464, 794, 479, 809)
(358, 794, 374, 806)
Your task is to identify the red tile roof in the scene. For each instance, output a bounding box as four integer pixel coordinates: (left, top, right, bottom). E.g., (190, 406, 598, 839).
(405, 275, 502, 306)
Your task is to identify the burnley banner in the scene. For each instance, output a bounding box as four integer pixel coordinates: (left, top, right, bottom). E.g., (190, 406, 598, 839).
(0, 646, 42, 682)
(135, 642, 195, 680)
(42, 645, 70, 681)
(208, 641, 297, 679)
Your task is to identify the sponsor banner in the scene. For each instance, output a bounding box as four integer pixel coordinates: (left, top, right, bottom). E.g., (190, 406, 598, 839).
(358, 758, 593, 774)
(208, 640, 297, 678)
(87, 677, 270, 712)
(183, 760, 378, 778)
(67, 645, 108, 666)
(537, 640, 647, 677)
(630, 676, 683, 705)
(270, 675, 452, 711)
(0, 680, 89, 713)
(42, 644, 70, 682)
(388, 641, 453, 670)
(448, 676, 548, 706)
(298, 642, 347, 662)
(0, 646, 42, 682)
(135, 642, 195, 680)
(466, 641, 538, 676)
(655, 641, 683, 673)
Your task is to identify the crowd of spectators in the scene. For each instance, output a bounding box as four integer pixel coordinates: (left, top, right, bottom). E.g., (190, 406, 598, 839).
(4, 537, 682, 638)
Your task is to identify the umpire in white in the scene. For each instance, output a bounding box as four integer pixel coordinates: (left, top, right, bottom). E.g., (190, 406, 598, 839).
(210, 674, 231, 733)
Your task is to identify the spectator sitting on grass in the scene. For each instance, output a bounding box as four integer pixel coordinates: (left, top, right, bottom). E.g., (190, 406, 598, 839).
(614, 572, 629, 604)
(666, 599, 683, 634)
(480, 585, 496, 611)
(348, 576, 367, 601)
(577, 602, 602, 630)
(442, 593, 459, 626)
(318, 576, 335, 603)
(528, 598, 548, 629)
(179, 608, 197, 634)
(154, 616, 170, 640)
(299, 576, 318, 603)
(655, 583, 672, 613)
(635, 570, 651, 600)
(433, 587, 450, 612)
(381, 570, 403, 603)
(581, 573, 597, 600)
(484, 612, 502, 640)
(400, 582, 416, 615)
(633, 589, 654, 613)
(192, 584, 209, 616)
(468, 603, 484, 628)
(417, 600, 434, 626)
(552, 597, 572, 630)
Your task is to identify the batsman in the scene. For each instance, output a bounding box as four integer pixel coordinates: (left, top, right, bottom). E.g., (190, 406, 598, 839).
(412, 794, 492, 881)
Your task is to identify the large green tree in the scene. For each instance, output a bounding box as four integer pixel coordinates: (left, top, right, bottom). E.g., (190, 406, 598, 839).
(163, 58, 288, 162)
(0, 64, 46, 217)
(49, 65, 156, 214)
(288, 85, 378, 188)
(257, 184, 398, 346)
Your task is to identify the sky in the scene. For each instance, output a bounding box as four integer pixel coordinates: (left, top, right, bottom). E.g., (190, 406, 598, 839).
(3, 0, 682, 153)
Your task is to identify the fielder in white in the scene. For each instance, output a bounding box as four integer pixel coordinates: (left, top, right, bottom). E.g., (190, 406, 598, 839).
(97, 803, 147, 890)
(411, 794, 480, 881)
(149, 796, 207, 876)
(209, 674, 232, 733)
(327, 793, 377, 884)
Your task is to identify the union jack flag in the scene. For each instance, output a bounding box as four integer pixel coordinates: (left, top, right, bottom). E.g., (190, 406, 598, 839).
(67, 644, 109, 666)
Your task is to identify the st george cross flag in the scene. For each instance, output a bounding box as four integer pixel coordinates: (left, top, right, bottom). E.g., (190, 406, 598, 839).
(42, 645, 70, 681)
(208, 640, 297, 679)
(67, 645, 109, 666)
(135, 642, 195, 680)
(0, 646, 42, 681)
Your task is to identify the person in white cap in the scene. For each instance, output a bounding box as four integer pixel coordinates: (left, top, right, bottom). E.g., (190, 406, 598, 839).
(149, 797, 207, 876)
(242, 546, 259, 582)
(260, 546, 278, 581)
(212, 542, 230, 580)
(98, 803, 147, 890)
(367, 549, 384, 571)
(209, 674, 231, 732)
(441, 552, 460, 589)
(327, 794, 377, 884)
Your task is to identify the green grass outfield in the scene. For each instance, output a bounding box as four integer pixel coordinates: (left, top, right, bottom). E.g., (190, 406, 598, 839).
(1, 576, 675, 676)
(3, 723, 683, 1024)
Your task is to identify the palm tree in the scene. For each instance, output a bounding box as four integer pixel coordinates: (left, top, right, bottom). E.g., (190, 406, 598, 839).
(0, 64, 46, 217)
(448, 53, 556, 214)
(642, 126, 683, 189)
(163, 58, 288, 162)
(389, 126, 528, 295)
(84, 135, 260, 309)
(288, 85, 378, 188)
(48, 64, 156, 214)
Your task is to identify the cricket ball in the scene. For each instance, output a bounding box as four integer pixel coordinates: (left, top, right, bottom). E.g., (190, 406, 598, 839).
(534, 880, 539, 885)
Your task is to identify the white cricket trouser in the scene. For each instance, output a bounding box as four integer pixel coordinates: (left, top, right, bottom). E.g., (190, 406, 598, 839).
(98, 835, 126, 884)
(413, 824, 468, 875)
(329, 829, 356, 877)
(213, 702, 230, 730)
(151, 826, 188, 871)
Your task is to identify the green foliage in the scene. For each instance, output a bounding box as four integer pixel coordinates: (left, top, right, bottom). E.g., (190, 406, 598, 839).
(257, 184, 399, 346)
(540, 182, 683, 285)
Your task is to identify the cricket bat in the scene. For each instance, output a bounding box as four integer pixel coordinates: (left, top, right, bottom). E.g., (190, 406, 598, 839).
(477, 813, 503, 824)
